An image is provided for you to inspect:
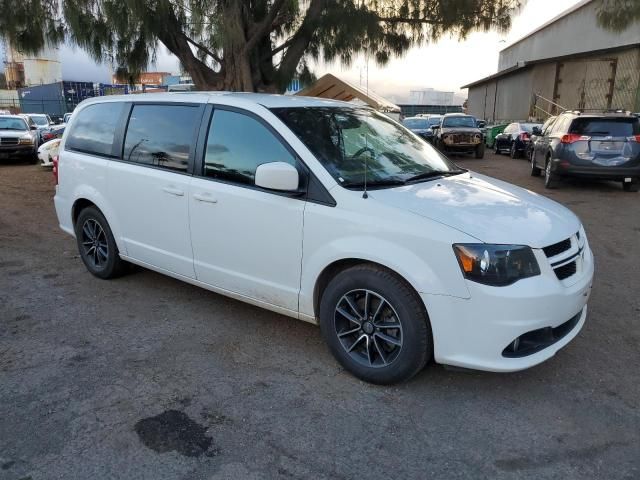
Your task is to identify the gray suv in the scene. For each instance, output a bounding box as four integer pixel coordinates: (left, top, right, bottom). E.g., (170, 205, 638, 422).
(530, 111, 640, 191)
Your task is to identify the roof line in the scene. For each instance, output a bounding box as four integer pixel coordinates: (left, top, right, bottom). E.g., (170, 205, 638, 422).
(461, 42, 640, 89)
(499, 0, 595, 53)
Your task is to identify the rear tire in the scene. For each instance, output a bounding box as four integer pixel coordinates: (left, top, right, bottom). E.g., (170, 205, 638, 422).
(74, 206, 127, 279)
(319, 264, 431, 384)
(510, 142, 519, 159)
(622, 179, 639, 192)
(530, 152, 541, 177)
(474, 143, 485, 159)
(544, 158, 558, 189)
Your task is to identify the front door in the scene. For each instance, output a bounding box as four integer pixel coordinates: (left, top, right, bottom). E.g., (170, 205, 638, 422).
(189, 108, 305, 312)
(108, 103, 203, 278)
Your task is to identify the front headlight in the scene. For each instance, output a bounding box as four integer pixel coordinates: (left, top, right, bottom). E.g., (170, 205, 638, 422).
(453, 244, 540, 286)
(18, 135, 34, 145)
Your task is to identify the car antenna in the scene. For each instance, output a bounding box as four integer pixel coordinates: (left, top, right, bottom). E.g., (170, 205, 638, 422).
(363, 149, 368, 199)
(363, 50, 369, 200)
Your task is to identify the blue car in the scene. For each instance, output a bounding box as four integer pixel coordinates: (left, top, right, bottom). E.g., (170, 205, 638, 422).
(402, 116, 440, 144)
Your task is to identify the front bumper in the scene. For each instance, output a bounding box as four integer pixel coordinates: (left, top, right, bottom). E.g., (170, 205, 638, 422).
(0, 145, 35, 158)
(423, 244, 594, 372)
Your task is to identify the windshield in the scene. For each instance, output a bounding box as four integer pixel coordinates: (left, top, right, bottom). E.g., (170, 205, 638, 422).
(402, 118, 430, 129)
(0, 118, 28, 131)
(442, 116, 476, 128)
(272, 107, 460, 188)
(30, 115, 49, 126)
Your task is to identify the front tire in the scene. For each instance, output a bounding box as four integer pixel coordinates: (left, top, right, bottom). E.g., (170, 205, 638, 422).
(319, 264, 431, 384)
(475, 143, 485, 159)
(74, 206, 127, 279)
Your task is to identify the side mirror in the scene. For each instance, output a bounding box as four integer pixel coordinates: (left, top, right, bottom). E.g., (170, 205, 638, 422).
(255, 162, 299, 192)
(30, 125, 38, 130)
(532, 127, 542, 135)
(431, 125, 440, 131)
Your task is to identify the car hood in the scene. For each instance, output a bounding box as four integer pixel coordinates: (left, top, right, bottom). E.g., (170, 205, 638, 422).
(369, 172, 580, 248)
(410, 128, 433, 135)
(0, 130, 31, 139)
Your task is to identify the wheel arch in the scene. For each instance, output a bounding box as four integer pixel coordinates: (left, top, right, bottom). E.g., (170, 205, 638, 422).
(312, 258, 427, 323)
(69, 191, 126, 254)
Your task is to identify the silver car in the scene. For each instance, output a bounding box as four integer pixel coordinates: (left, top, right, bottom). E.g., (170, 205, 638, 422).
(0, 115, 39, 162)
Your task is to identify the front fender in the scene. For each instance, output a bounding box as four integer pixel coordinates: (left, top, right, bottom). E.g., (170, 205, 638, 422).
(299, 199, 474, 318)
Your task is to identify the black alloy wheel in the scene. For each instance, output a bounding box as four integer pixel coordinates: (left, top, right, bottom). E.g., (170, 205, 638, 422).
(334, 289, 403, 368)
(319, 264, 431, 384)
(74, 206, 127, 279)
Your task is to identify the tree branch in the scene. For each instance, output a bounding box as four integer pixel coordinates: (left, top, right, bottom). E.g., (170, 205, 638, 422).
(277, 0, 326, 84)
(245, 0, 288, 53)
(377, 16, 445, 25)
(184, 34, 222, 65)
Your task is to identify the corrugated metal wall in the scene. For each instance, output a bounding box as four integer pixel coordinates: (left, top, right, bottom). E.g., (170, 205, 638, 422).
(467, 46, 640, 123)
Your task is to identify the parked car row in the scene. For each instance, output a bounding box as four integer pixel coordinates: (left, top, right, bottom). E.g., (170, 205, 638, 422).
(0, 112, 72, 164)
(529, 110, 640, 191)
(491, 110, 640, 192)
(403, 113, 485, 158)
(0, 115, 39, 162)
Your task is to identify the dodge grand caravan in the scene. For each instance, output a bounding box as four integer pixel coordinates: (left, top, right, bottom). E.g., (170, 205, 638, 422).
(54, 93, 594, 384)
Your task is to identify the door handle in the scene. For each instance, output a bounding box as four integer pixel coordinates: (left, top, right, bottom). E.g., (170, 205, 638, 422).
(193, 193, 218, 204)
(162, 186, 185, 196)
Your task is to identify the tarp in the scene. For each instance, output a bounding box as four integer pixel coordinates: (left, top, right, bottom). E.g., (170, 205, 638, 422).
(296, 73, 400, 112)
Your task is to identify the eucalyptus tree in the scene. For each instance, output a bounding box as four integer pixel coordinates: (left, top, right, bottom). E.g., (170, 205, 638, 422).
(1, 0, 524, 91)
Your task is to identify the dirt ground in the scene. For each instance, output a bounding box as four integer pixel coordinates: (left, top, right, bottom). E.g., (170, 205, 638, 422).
(1, 152, 639, 479)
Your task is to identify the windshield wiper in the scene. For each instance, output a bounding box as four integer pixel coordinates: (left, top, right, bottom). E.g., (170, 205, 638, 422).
(341, 179, 407, 189)
(404, 169, 466, 184)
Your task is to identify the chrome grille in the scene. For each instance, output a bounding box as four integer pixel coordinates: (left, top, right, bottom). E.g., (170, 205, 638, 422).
(0, 138, 19, 146)
(452, 134, 472, 143)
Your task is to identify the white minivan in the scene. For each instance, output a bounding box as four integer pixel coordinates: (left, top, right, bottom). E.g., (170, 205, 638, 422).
(54, 93, 594, 384)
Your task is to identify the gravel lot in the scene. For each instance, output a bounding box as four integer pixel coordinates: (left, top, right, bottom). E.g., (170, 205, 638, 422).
(1, 151, 639, 480)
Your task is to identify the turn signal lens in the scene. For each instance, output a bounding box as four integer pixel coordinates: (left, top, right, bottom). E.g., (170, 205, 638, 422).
(52, 155, 59, 185)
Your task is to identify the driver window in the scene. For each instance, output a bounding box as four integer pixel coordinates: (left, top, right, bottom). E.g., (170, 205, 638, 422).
(204, 109, 296, 186)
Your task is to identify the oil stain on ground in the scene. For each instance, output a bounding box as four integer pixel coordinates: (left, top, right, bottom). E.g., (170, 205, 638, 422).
(134, 410, 216, 457)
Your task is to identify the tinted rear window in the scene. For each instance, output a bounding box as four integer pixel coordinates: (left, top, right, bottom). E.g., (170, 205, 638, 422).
(403, 118, 429, 129)
(521, 123, 541, 133)
(123, 104, 199, 172)
(570, 118, 639, 137)
(66, 103, 125, 156)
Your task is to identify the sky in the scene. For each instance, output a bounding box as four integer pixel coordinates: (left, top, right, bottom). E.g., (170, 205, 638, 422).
(1, 0, 581, 102)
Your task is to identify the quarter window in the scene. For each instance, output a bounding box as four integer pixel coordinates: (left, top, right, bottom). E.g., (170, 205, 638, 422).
(123, 104, 199, 172)
(66, 102, 125, 156)
(203, 109, 296, 185)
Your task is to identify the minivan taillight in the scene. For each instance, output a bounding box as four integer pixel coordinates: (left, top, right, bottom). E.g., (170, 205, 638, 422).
(519, 132, 530, 141)
(52, 155, 59, 185)
(561, 134, 589, 144)
(628, 135, 640, 143)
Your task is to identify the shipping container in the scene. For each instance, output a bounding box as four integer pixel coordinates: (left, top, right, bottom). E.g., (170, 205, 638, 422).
(18, 81, 96, 117)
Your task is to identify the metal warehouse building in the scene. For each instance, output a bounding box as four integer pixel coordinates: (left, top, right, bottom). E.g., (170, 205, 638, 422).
(463, 0, 640, 122)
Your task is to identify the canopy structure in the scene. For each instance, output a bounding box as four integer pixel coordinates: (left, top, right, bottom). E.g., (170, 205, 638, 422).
(296, 73, 400, 113)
